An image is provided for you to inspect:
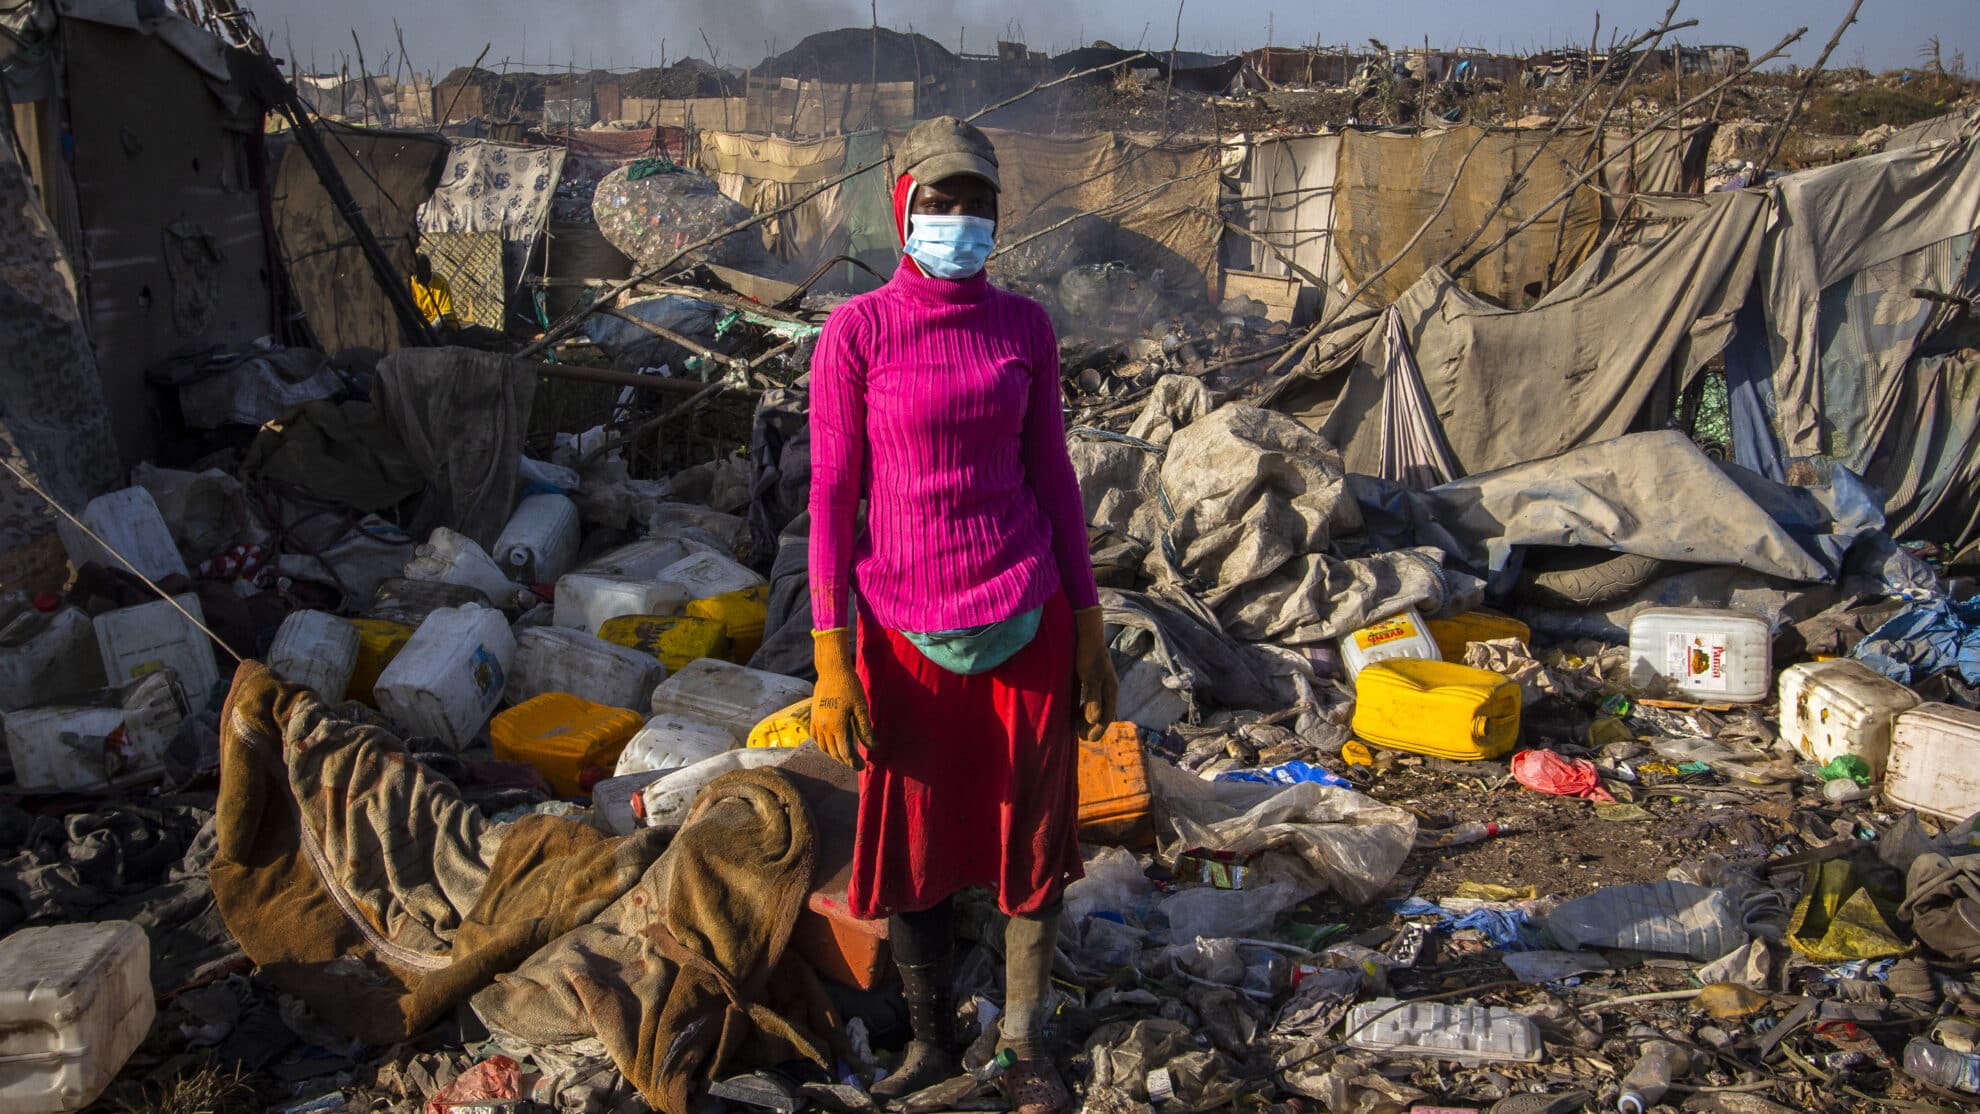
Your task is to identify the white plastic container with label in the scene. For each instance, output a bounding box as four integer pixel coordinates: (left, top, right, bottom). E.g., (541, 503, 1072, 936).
(1345, 997, 1541, 1063)
(2, 673, 183, 793)
(373, 606, 516, 748)
(509, 627, 666, 710)
(405, 527, 529, 609)
(1626, 607, 1772, 703)
(494, 494, 581, 585)
(1339, 607, 1441, 681)
(94, 594, 220, 702)
(656, 552, 767, 602)
(267, 610, 362, 700)
(0, 920, 154, 1113)
(614, 714, 738, 777)
(1778, 658, 1921, 774)
(0, 607, 104, 712)
(553, 572, 690, 633)
(647, 658, 814, 743)
(1886, 703, 1980, 822)
(55, 486, 190, 582)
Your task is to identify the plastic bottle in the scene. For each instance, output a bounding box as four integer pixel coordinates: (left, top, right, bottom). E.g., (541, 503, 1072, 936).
(1904, 1038, 1980, 1094)
(1823, 778, 1873, 803)
(1546, 881, 1741, 961)
(1617, 1040, 1689, 1114)
(1413, 821, 1504, 849)
(970, 1048, 1017, 1083)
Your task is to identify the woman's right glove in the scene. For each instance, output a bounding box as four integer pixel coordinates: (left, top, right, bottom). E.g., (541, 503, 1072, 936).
(811, 628, 873, 767)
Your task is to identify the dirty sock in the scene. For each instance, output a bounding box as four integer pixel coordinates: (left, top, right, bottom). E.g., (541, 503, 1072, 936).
(1000, 904, 1062, 1060)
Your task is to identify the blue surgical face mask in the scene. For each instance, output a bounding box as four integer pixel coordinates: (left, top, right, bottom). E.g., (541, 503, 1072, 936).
(905, 214, 996, 279)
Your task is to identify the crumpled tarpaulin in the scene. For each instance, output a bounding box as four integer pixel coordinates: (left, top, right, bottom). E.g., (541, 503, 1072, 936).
(1762, 132, 1980, 457)
(375, 347, 538, 549)
(208, 665, 831, 1113)
(1319, 189, 1771, 477)
(1071, 378, 1475, 646)
(1350, 430, 1885, 581)
(1850, 595, 1980, 685)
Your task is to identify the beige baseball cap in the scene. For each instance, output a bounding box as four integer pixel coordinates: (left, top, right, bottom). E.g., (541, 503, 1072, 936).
(897, 115, 1000, 191)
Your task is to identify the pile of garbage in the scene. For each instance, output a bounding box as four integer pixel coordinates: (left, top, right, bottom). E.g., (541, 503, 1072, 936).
(4, 284, 1980, 1114)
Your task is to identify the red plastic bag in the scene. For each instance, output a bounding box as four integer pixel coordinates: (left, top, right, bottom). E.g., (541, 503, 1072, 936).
(425, 1057, 525, 1114)
(1511, 748, 1615, 803)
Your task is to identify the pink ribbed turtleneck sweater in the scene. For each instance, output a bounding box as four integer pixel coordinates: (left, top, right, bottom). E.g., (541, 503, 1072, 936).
(807, 262, 1099, 633)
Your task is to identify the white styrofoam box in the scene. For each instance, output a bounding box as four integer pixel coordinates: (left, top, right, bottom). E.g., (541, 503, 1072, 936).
(0, 921, 154, 1113)
(373, 606, 516, 748)
(0, 606, 104, 712)
(647, 658, 813, 743)
(615, 714, 737, 777)
(2, 673, 182, 793)
(55, 486, 189, 582)
(1887, 703, 1980, 822)
(509, 627, 666, 711)
(553, 572, 689, 634)
(1626, 607, 1772, 703)
(1339, 608, 1440, 681)
(1778, 658, 1921, 774)
(93, 594, 220, 703)
(656, 551, 766, 602)
(494, 494, 581, 585)
(267, 610, 361, 701)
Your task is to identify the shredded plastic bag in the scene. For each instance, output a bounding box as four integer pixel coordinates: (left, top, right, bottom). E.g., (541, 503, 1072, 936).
(1511, 748, 1616, 802)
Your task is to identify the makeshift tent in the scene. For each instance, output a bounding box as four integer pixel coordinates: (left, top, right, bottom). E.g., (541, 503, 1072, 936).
(1317, 189, 1770, 476)
(695, 131, 849, 268)
(1332, 124, 1605, 308)
(271, 123, 449, 362)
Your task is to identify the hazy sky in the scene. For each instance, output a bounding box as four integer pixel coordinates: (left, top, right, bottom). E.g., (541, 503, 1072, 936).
(240, 0, 1975, 78)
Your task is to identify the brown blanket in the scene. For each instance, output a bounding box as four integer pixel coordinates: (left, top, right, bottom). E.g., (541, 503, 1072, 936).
(210, 662, 829, 1110)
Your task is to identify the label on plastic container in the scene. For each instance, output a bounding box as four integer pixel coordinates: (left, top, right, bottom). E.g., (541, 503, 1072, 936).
(1353, 616, 1420, 650)
(470, 644, 506, 705)
(1665, 632, 1730, 692)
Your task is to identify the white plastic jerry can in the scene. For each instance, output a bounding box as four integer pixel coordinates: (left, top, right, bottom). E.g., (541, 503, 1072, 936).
(1886, 703, 1980, 822)
(656, 551, 767, 601)
(552, 572, 690, 633)
(1338, 607, 1441, 681)
(0, 606, 105, 712)
(93, 594, 221, 704)
(1, 672, 183, 793)
(494, 493, 581, 585)
(1777, 658, 1921, 774)
(404, 527, 528, 609)
(55, 486, 189, 582)
(508, 626, 666, 711)
(0, 921, 154, 1112)
(614, 714, 737, 777)
(1626, 607, 1772, 703)
(646, 658, 814, 743)
(373, 605, 516, 748)
(266, 609, 362, 701)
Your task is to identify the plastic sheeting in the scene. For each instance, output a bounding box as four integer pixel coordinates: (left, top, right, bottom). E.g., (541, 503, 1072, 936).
(1320, 189, 1772, 477)
(1348, 430, 1884, 581)
(1332, 125, 1605, 309)
(375, 347, 538, 549)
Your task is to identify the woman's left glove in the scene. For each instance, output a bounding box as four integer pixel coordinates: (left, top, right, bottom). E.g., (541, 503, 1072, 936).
(1071, 607, 1119, 742)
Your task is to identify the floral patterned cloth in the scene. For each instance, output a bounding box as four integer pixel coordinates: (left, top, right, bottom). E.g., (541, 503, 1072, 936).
(418, 140, 565, 241)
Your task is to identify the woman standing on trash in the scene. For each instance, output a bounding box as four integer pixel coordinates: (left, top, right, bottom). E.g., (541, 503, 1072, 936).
(808, 115, 1117, 1114)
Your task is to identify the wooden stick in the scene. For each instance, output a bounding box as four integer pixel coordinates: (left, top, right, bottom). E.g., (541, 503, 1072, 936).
(521, 53, 1156, 358)
(1754, 0, 1864, 178)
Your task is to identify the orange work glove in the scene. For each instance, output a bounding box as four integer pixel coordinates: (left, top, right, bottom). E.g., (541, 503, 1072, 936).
(1071, 606, 1119, 742)
(811, 627, 873, 766)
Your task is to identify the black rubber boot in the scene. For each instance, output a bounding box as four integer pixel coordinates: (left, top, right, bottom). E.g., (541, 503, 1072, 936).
(871, 958, 960, 1099)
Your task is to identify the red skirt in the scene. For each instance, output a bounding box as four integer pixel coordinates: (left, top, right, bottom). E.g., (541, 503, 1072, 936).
(847, 591, 1084, 919)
